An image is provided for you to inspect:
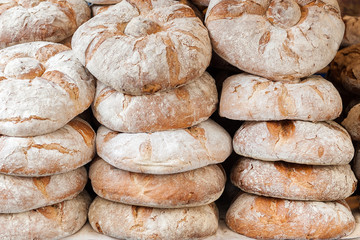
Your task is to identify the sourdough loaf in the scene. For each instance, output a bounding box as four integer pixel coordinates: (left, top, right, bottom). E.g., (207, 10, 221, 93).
(342, 103, 360, 141)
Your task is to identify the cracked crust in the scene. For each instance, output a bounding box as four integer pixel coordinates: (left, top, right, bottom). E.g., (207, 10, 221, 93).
(231, 157, 357, 201)
(72, 0, 211, 95)
(233, 120, 354, 165)
(219, 73, 342, 121)
(96, 119, 231, 174)
(88, 196, 219, 240)
(0, 42, 95, 137)
(226, 193, 356, 239)
(205, 0, 344, 81)
(0, 0, 90, 49)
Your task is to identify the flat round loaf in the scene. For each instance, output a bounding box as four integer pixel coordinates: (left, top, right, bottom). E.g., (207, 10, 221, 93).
(72, 0, 211, 95)
(89, 197, 219, 240)
(0, 42, 95, 137)
(233, 120, 354, 165)
(0, 191, 90, 240)
(0, 118, 95, 176)
(90, 158, 226, 208)
(226, 193, 355, 239)
(0, 0, 90, 49)
(342, 103, 360, 141)
(219, 73, 342, 121)
(92, 72, 217, 133)
(0, 167, 87, 213)
(231, 157, 357, 201)
(96, 119, 231, 174)
(205, 0, 344, 81)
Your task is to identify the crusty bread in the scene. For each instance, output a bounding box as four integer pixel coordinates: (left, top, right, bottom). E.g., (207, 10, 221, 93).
(89, 196, 219, 240)
(96, 119, 231, 174)
(231, 157, 357, 201)
(219, 73, 342, 121)
(0, 191, 91, 240)
(233, 120, 354, 165)
(0, 42, 95, 137)
(0, 118, 95, 176)
(205, 0, 344, 81)
(0, 167, 87, 213)
(342, 16, 360, 46)
(90, 158, 226, 208)
(92, 72, 217, 133)
(226, 193, 356, 240)
(72, 0, 211, 95)
(0, 0, 90, 49)
(342, 103, 360, 141)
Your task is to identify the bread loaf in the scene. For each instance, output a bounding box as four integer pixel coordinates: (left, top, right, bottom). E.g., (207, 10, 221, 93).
(0, 42, 95, 137)
(342, 103, 360, 141)
(92, 72, 217, 133)
(96, 119, 231, 174)
(89, 196, 219, 240)
(0, 191, 91, 240)
(233, 120, 354, 165)
(205, 0, 344, 81)
(0, 0, 90, 49)
(72, 0, 211, 95)
(231, 157, 357, 201)
(219, 73, 342, 121)
(226, 193, 356, 239)
(342, 16, 360, 46)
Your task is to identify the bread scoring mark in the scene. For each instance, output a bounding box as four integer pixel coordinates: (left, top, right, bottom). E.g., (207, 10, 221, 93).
(42, 70, 79, 102)
(174, 87, 190, 101)
(282, 42, 300, 63)
(0, 76, 7, 81)
(128, 0, 153, 15)
(68, 119, 95, 147)
(254, 197, 290, 225)
(258, 31, 271, 54)
(93, 88, 116, 109)
(48, 0, 77, 28)
(0, 115, 50, 124)
(33, 176, 51, 199)
(277, 86, 296, 117)
(167, 6, 195, 21)
(139, 139, 152, 160)
(30, 143, 74, 154)
(266, 121, 295, 145)
(85, 33, 116, 66)
(318, 146, 324, 158)
(95, 222, 103, 233)
(36, 202, 64, 223)
(35, 44, 70, 63)
(161, 35, 181, 86)
(309, 85, 324, 101)
(274, 161, 315, 190)
(248, 81, 271, 100)
(141, 83, 162, 93)
(130, 206, 153, 230)
(103, 131, 118, 143)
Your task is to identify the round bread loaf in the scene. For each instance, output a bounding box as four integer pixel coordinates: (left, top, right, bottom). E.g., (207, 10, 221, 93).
(219, 73, 342, 121)
(96, 119, 231, 174)
(0, 0, 90, 49)
(89, 197, 219, 240)
(205, 0, 344, 81)
(90, 158, 226, 208)
(0, 42, 95, 137)
(0, 118, 95, 176)
(233, 120, 354, 165)
(226, 193, 356, 239)
(0, 167, 87, 213)
(342, 16, 360, 46)
(72, 0, 211, 95)
(0, 191, 91, 240)
(231, 157, 357, 201)
(92, 72, 217, 133)
(342, 103, 360, 141)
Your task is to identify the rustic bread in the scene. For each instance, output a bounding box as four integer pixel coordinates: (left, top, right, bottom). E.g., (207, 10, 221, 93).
(90, 158, 226, 208)
(0, 191, 91, 240)
(205, 0, 344, 81)
(89, 196, 218, 240)
(0, 167, 87, 213)
(342, 103, 360, 141)
(0, 42, 95, 137)
(226, 193, 356, 240)
(0, 0, 90, 49)
(72, 0, 211, 95)
(0, 118, 95, 176)
(92, 72, 217, 133)
(96, 119, 231, 174)
(342, 16, 360, 46)
(231, 157, 357, 201)
(233, 120, 354, 165)
(219, 73, 342, 121)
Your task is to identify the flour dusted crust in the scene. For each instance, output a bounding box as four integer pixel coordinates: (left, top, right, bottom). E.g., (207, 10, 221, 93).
(342, 103, 360, 141)
(0, 191, 91, 240)
(90, 158, 226, 208)
(92, 72, 217, 133)
(72, 0, 211, 95)
(233, 120, 354, 165)
(231, 158, 357, 201)
(226, 193, 355, 239)
(0, 118, 95, 176)
(89, 197, 219, 240)
(205, 0, 344, 81)
(0, 0, 90, 49)
(342, 16, 360, 46)
(96, 119, 231, 174)
(219, 73, 342, 121)
(0, 42, 95, 137)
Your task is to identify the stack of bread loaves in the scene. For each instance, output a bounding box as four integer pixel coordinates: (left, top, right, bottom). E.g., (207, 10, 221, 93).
(71, 0, 232, 239)
(205, 0, 358, 239)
